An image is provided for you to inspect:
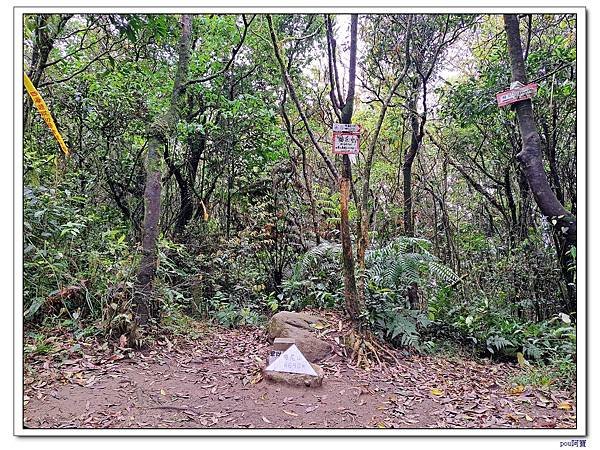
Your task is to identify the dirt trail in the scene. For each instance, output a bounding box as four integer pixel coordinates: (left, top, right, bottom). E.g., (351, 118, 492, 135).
(23, 313, 576, 429)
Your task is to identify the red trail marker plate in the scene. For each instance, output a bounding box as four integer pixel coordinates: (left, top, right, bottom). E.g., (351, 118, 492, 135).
(496, 82, 538, 107)
(332, 123, 361, 155)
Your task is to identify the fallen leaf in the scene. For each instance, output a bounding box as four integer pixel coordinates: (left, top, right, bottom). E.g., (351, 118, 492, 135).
(470, 407, 488, 414)
(283, 410, 298, 417)
(160, 389, 166, 396)
(525, 414, 534, 422)
(250, 372, 263, 384)
(261, 416, 271, 423)
(509, 385, 525, 395)
(430, 388, 444, 396)
(376, 421, 387, 428)
(557, 401, 572, 411)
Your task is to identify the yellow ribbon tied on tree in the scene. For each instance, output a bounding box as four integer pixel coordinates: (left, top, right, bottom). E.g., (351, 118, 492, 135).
(23, 72, 70, 157)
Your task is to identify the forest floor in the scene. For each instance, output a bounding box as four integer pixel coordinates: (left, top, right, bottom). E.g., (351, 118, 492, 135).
(23, 310, 576, 430)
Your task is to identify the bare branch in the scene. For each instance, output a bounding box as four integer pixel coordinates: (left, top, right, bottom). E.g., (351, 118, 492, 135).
(266, 14, 339, 181)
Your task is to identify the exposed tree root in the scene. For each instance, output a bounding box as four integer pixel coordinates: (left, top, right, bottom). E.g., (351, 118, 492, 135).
(347, 329, 399, 369)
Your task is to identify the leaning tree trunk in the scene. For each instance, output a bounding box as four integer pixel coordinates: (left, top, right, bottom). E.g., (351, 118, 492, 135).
(402, 91, 422, 237)
(133, 14, 193, 327)
(503, 14, 577, 314)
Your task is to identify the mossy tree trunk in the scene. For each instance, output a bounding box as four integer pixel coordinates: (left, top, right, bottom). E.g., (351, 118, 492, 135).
(134, 14, 193, 326)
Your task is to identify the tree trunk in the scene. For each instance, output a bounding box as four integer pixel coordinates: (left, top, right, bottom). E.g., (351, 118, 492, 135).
(540, 111, 565, 205)
(24, 14, 72, 126)
(134, 138, 162, 325)
(267, 13, 359, 321)
(338, 15, 361, 323)
(175, 130, 206, 235)
(403, 93, 421, 237)
(133, 14, 193, 326)
(503, 14, 576, 314)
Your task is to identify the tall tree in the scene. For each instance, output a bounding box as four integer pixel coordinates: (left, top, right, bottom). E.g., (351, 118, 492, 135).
(133, 14, 193, 328)
(503, 14, 577, 313)
(328, 14, 362, 323)
(267, 15, 359, 318)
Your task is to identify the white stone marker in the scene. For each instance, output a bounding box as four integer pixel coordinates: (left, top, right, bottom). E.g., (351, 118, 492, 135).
(265, 344, 317, 376)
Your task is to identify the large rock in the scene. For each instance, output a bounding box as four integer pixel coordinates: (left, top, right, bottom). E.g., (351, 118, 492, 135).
(263, 363, 324, 388)
(267, 311, 332, 362)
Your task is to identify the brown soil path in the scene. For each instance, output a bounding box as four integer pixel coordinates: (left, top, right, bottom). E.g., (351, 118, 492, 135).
(23, 313, 576, 430)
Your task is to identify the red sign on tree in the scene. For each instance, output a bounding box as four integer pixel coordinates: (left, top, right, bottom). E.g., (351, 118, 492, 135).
(332, 123, 361, 155)
(496, 82, 538, 107)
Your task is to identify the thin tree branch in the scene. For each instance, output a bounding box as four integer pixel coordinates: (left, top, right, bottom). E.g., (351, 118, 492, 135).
(182, 14, 255, 89)
(266, 15, 339, 181)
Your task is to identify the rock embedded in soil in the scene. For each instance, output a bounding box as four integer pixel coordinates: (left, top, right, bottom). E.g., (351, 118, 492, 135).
(267, 311, 332, 363)
(263, 363, 324, 388)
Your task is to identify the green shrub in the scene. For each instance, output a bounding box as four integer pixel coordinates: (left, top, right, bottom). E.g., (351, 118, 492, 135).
(282, 236, 459, 351)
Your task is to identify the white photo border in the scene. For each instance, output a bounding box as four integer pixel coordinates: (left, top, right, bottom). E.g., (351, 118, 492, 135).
(13, 2, 587, 437)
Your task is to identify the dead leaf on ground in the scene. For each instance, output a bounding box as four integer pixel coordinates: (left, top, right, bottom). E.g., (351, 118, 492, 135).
(509, 385, 525, 395)
(250, 372, 263, 384)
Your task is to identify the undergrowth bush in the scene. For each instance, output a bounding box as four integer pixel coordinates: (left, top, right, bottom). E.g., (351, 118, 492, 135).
(187, 236, 274, 327)
(24, 181, 134, 325)
(281, 236, 459, 351)
(428, 285, 576, 374)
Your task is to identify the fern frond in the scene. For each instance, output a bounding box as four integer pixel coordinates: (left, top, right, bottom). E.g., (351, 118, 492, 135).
(428, 260, 459, 285)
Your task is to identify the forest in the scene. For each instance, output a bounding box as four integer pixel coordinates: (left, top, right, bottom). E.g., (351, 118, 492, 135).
(21, 12, 578, 431)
